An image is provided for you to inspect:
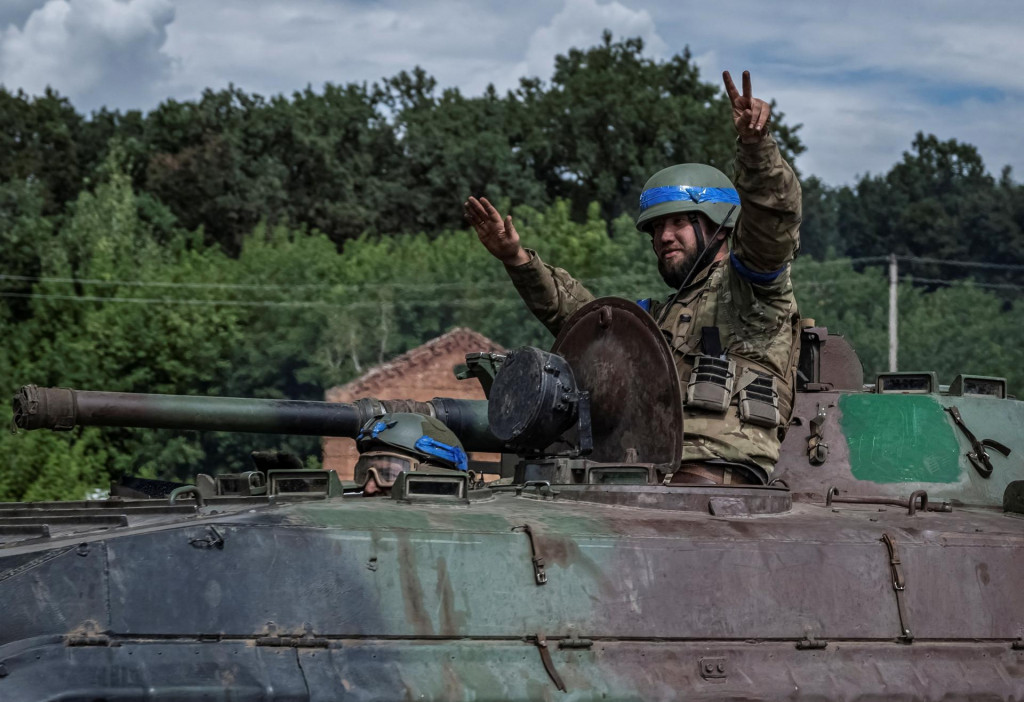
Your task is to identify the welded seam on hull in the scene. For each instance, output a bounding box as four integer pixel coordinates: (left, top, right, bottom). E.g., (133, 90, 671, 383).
(0, 545, 74, 582)
(102, 540, 112, 633)
(34, 633, 1021, 645)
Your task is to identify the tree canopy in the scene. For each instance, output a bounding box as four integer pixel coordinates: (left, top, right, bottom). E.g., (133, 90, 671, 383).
(0, 34, 1020, 501)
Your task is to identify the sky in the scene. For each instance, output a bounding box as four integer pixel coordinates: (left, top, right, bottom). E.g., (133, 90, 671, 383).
(0, 0, 1021, 186)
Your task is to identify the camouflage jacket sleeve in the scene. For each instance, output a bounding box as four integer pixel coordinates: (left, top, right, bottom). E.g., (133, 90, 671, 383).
(730, 133, 802, 277)
(503, 249, 596, 336)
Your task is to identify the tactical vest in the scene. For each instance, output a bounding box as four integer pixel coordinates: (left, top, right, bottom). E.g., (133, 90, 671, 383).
(649, 261, 801, 474)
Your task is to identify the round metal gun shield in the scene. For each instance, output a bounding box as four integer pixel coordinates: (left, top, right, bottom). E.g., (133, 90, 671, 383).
(552, 297, 682, 471)
(487, 346, 578, 449)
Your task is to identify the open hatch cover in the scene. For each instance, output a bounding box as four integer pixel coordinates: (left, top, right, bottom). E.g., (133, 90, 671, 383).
(552, 297, 682, 472)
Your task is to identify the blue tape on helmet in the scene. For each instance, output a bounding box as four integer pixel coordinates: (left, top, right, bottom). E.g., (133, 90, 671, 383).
(370, 421, 389, 439)
(636, 298, 652, 312)
(414, 436, 468, 471)
(729, 251, 786, 284)
(639, 185, 740, 213)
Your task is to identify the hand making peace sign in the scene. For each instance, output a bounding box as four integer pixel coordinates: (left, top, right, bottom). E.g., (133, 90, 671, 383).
(722, 70, 771, 143)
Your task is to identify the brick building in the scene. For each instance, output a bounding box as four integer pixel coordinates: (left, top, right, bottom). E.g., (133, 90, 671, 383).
(323, 328, 505, 479)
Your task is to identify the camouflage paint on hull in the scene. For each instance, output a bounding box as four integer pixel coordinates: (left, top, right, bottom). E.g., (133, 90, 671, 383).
(3, 638, 1023, 701)
(3, 489, 1024, 700)
(779, 389, 1024, 503)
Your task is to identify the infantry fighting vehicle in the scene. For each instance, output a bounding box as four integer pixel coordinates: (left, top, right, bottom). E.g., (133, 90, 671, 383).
(2, 298, 1023, 700)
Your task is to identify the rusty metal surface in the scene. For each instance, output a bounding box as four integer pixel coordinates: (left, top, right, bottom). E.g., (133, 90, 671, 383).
(552, 297, 682, 470)
(4, 638, 1024, 701)
(800, 328, 864, 391)
(779, 390, 1024, 506)
(3, 489, 1024, 700)
(819, 332, 864, 390)
(7, 298, 1024, 700)
(528, 483, 791, 514)
(5, 492, 1024, 638)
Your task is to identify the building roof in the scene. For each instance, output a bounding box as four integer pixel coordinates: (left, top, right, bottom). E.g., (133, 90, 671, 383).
(326, 327, 505, 401)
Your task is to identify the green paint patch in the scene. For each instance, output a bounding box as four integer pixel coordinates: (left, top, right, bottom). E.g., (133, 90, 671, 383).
(839, 394, 961, 483)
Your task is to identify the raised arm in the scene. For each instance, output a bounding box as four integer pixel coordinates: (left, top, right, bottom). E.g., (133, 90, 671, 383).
(722, 70, 801, 276)
(464, 196, 594, 335)
(464, 196, 531, 267)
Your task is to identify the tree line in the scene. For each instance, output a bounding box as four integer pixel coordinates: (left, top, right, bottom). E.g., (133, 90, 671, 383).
(0, 34, 1021, 501)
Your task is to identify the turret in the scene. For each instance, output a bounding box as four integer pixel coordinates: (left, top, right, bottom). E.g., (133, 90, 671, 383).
(11, 298, 685, 478)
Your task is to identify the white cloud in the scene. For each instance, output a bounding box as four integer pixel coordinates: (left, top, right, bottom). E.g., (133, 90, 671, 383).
(0, 0, 47, 31)
(161, 0, 537, 100)
(160, 0, 667, 101)
(521, 0, 668, 80)
(0, 0, 175, 111)
(767, 77, 1024, 185)
(1, 0, 1023, 184)
(647, 1, 1024, 184)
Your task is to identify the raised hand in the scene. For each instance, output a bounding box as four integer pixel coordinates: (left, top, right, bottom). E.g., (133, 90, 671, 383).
(464, 196, 530, 266)
(722, 70, 771, 143)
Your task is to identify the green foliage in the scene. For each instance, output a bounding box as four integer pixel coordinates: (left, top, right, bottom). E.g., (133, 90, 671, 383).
(829, 134, 1024, 282)
(1, 159, 1020, 500)
(791, 260, 890, 377)
(0, 428, 114, 503)
(797, 176, 839, 260)
(898, 283, 1024, 389)
(0, 87, 87, 213)
(790, 260, 1023, 393)
(0, 36, 806, 254)
(0, 34, 1020, 501)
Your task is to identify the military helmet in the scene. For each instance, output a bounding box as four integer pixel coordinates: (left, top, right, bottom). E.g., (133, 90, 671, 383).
(635, 163, 740, 233)
(354, 412, 468, 488)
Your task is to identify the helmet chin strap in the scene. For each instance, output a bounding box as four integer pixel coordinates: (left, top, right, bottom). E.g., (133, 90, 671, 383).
(655, 206, 737, 326)
(688, 213, 705, 260)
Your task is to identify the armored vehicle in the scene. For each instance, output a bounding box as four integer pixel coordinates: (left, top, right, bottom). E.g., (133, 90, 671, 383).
(2, 298, 1023, 700)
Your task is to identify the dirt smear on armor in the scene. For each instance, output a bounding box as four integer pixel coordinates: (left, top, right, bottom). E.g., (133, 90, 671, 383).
(435, 556, 466, 635)
(395, 532, 434, 636)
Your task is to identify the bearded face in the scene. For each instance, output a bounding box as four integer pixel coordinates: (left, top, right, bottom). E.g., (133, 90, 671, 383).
(657, 247, 700, 289)
(650, 212, 721, 289)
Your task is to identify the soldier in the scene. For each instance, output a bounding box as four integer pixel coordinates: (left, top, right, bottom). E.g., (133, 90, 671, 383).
(464, 70, 801, 485)
(350, 412, 469, 496)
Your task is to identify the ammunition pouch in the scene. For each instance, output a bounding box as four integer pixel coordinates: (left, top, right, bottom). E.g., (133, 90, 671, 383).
(738, 374, 781, 428)
(686, 355, 736, 413)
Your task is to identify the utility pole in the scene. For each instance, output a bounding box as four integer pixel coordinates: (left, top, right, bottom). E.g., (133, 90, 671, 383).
(888, 253, 898, 372)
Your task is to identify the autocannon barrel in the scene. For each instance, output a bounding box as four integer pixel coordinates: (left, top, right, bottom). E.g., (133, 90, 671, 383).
(12, 385, 501, 452)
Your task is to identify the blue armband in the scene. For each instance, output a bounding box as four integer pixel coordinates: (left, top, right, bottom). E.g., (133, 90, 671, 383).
(730, 251, 786, 285)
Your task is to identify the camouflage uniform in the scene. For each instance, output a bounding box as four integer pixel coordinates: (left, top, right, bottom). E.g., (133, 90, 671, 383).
(504, 134, 801, 476)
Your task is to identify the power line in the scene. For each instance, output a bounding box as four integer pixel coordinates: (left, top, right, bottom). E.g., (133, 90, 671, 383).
(0, 291, 526, 309)
(4, 275, 1015, 309)
(1, 254, 1017, 293)
(905, 277, 1024, 291)
(2, 278, 1019, 310)
(798, 277, 1024, 292)
(898, 255, 1024, 272)
(0, 273, 514, 292)
(0, 272, 653, 292)
(797, 280, 883, 290)
(794, 255, 1024, 271)
(796, 256, 889, 267)
(1, 255, 1020, 308)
